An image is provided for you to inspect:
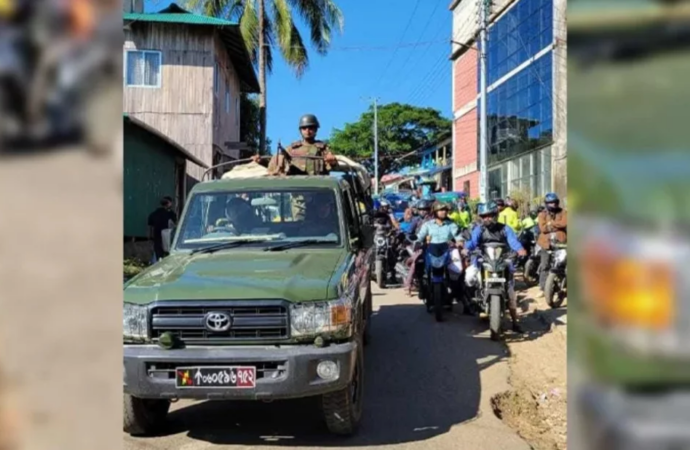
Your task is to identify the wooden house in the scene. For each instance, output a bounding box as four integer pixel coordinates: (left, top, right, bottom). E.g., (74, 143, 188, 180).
(123, 3, 260, 189)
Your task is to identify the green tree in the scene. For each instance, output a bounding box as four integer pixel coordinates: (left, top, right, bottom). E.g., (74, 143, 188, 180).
(329, 102, 452, 177)
(239, 93, 271, 154)
(184, 0, 344, 154)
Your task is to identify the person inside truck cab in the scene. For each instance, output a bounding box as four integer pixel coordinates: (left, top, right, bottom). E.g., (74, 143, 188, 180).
(302, 195, 339, 237)
(209, 197, 256, 235)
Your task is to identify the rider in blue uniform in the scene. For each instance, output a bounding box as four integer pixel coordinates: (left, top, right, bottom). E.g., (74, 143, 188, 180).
(464, 202, 527, 333)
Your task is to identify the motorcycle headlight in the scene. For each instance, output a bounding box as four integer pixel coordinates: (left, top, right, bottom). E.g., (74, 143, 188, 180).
(485, 246, 503, 261)
(429, 254, 446, 268)
(290, 297, 353, 338)
(123, 303, 148, 342)
(375, 236, 386, 247)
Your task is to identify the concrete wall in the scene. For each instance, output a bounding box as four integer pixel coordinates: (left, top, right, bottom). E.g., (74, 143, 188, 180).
(551, 0, 567, 201)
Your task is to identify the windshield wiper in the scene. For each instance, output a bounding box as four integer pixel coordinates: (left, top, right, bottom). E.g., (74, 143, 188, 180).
(191, 239, 268, 255)
(263, 239, 335, 252)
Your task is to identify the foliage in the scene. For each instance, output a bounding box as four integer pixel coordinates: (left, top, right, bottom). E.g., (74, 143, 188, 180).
(328, 103, 452, 177)
(240, 93, 271, 154)
(185, 0, 344, 77)
(507, 187, 533, 217)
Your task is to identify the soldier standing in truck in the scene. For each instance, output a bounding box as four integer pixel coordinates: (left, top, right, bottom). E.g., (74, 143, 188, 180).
(255, 114, 338, 220)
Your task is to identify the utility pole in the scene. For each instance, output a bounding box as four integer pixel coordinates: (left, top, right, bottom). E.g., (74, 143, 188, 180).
(373, 98, 379, 196)
(478, 0, 489, 203)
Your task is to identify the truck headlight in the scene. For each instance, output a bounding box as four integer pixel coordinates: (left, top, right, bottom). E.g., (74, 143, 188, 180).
(290, 297, 353, 338)
(123, 303, 148, 342)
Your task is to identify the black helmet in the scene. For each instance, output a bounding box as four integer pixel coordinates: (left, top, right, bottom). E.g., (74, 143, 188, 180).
(299, 114, 320, 129)
(417, 200, 432, 210)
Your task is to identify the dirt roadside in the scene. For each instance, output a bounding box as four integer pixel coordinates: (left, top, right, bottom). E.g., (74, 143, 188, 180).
(491, 283, 568, 450)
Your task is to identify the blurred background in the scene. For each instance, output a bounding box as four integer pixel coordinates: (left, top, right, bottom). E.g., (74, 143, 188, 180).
(0, 1, 123, 449)
(569, 0, 690, 449)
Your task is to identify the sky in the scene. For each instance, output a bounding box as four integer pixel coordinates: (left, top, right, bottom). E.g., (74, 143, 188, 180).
(144, 0, 453, 149)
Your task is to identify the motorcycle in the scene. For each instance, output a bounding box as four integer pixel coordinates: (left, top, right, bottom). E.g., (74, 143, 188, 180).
(518, 228, 540, 286)
(422, 242, 454, 322)
(373, 221, 393, 288)
(543, 233, 567, 308)
(467, 243, 512, 340)
(0, 25, 30, 151)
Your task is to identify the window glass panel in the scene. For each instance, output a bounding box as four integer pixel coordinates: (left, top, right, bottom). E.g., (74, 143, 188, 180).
(126, 51, 161, 87)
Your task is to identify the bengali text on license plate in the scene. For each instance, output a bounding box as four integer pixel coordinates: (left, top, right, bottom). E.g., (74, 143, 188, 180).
(176, 366, 256, 389)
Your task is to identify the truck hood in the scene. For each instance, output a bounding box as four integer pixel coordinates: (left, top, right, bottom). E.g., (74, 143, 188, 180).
(124, 250, 346, 305)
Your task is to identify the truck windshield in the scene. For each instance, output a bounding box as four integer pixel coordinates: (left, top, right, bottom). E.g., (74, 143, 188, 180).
(175, 188, 342, 251)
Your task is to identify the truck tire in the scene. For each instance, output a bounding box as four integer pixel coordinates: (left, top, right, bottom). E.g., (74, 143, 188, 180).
(544, 272, 565, 309)
(375, 260, 386, 289)
(322, 338, 364, 435)
(123, 394, 170, 436)
(489, 295, 502, 341)
(433, 283, 444, 322)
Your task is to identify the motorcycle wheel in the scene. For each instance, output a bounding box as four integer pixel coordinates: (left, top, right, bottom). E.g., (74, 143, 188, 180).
(544, 272, 565, 309)
(433, 283, 444, 322)
(489, 294, 502, 341)
(375, 260, 386, 289)
(523, 259, 537, 286)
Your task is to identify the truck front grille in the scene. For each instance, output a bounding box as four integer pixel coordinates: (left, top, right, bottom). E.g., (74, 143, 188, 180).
(149, 301, 290, 344)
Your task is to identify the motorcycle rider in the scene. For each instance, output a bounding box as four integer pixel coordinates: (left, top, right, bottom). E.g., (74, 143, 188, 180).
(416, 202, 464, 245)
(374, 199, 400, 230)
(413, 199, 434, 235)
(449, 194, 472, 230)
(497, 198, 521, 232)
(463, 202, 528, 333)
(537, 193, 567, 291)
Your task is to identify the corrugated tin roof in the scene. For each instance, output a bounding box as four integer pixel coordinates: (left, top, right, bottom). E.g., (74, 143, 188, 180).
(123, 3, 259, 93)
(123, 8, 236, 26)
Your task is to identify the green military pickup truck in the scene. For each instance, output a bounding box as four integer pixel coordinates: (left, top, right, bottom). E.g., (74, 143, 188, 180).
(123, 170, 375, 436)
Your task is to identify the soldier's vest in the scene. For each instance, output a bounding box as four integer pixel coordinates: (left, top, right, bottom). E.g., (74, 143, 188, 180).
(480, 223, 508, 244)
(288, 140, 328, 175)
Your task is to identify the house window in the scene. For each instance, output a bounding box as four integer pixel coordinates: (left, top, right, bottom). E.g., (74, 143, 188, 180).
(225, 90, 230, 114)
(125, 50, 161, 87)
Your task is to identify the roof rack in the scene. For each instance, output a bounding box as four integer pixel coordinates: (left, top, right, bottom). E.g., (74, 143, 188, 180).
(202, 155, 271, 181)
(201, 154, 374, 209)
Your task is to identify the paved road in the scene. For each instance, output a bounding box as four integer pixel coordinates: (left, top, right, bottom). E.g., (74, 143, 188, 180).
(123, 286, 530, 450)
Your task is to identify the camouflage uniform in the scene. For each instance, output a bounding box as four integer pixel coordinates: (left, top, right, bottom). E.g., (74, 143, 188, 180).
(268, 140, 334, 220)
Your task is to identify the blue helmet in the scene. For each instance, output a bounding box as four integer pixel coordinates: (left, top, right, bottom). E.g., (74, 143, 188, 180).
(477, 202, 498, 216)
(544, 193, 559, 204)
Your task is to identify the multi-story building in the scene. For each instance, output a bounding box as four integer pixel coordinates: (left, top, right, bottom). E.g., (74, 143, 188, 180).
(123, 3, 260, 187)
(450, 0, 566, 203)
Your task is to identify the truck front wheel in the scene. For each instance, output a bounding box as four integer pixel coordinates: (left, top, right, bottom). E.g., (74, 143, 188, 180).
(322, 339, 364, 435)
(123, 394, 170, 436)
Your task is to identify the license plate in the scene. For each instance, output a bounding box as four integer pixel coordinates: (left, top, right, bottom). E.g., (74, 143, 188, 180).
(486, 278, 506, 283)
(175, 366, 256, 389)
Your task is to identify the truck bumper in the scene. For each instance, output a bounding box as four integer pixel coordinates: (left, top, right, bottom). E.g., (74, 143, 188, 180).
(123, 342, 357, 401)
(579, 383, 690, 449)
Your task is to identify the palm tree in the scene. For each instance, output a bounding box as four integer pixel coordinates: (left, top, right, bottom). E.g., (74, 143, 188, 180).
(185, 0, 344, 154)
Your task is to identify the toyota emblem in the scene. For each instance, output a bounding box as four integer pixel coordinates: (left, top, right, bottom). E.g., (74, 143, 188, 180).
(204, 312, 232, 332)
